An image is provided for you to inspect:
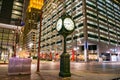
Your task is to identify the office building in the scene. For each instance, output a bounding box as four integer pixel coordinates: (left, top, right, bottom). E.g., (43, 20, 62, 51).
(0, 0, 24, 24)
(23, 0, 43, 57)
(26, 29, 37, 57)
(0, 0, 24, 62)
(40, 0, 120, 62)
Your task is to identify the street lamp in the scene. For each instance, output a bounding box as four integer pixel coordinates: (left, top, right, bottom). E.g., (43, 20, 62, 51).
(37, 10, 42, 72)
(14, 26, 19, 57)
(14, 18, 24, 57)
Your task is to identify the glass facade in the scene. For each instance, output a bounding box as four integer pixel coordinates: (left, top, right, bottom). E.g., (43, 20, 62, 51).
(0, 27, 16, 61)
(0, 0, 24, 62)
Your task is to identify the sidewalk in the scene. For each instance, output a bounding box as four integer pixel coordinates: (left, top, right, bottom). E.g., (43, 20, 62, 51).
(35, 70, 120, 80)
(35, 71, 117, 80)
(0, 61, 120, 80)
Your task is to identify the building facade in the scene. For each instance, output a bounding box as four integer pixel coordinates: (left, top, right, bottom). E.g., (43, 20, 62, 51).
(0, 0, 24, 24)
(23, 8, 40, 57)
(23, 0, 43, 57)
(40, 0, 120, 62)
(26, 29, 37, 57)
(0, 0, 24, 62)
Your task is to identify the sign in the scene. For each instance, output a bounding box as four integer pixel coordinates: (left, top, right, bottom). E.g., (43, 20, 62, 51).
(84, 41, 88, 49)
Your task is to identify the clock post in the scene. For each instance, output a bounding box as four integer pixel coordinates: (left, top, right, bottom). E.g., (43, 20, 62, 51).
(59, 34, 71, 78)
(56, 13, 75, 78)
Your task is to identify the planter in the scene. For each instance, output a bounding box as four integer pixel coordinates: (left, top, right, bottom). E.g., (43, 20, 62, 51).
(8, 57, 32, 75)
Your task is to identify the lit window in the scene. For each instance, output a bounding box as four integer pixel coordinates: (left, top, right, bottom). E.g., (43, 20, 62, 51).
(13, 5, 22, 10)
(14, 1, 22, 6)
(11, 14, 20, 19)
(12, 10, 21, 15)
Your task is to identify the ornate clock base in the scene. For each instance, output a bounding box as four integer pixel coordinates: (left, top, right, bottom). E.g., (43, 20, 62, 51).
(59, 53, 71, 77)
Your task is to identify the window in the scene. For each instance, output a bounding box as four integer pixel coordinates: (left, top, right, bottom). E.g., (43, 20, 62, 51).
(100, 35, 109, 43)
(14, 1, 23, 7)
(11, 14, 20, 19)
(12, 10, 22, 15)
(73, 13, 83, 19)
(87, 20, 98, 30)
(13, 5, 23, 10)
(86, 1, 96, 11)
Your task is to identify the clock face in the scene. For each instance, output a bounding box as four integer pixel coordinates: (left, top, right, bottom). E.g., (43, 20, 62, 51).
(64, 18, 74, 31)
(56, 19, 62, 31)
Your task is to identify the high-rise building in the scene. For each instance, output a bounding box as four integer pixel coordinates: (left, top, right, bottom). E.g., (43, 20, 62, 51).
(0, 0, 24, 62)
(40, 0, 120, 62)
(26, 29, 37, 57)
(23, 0, 43, 57)
(0, 0, 24, 24)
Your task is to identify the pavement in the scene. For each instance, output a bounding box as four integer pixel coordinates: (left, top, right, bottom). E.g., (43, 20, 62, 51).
(0, 60, 120, 80)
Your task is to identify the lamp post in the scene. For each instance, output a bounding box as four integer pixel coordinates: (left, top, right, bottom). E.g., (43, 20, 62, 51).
(14, 29, 16, 57)
(37, 10, 42, 72)
(14, 18, 23, 57)
(14, 26, 19, 57)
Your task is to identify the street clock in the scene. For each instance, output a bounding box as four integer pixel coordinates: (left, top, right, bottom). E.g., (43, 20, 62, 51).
(56, 13, 75, 77)
(56, 13, 75, 37)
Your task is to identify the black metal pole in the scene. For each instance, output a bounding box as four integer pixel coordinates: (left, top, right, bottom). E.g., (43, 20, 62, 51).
(59, 35, 71, 77)
(63, 36, 66, 53)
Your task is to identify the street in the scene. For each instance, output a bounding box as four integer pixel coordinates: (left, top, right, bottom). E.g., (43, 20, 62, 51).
(0, 60, 120, 80)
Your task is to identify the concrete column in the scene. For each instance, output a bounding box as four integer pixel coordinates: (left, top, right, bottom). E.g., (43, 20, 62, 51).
(82, 0, 88, 62)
